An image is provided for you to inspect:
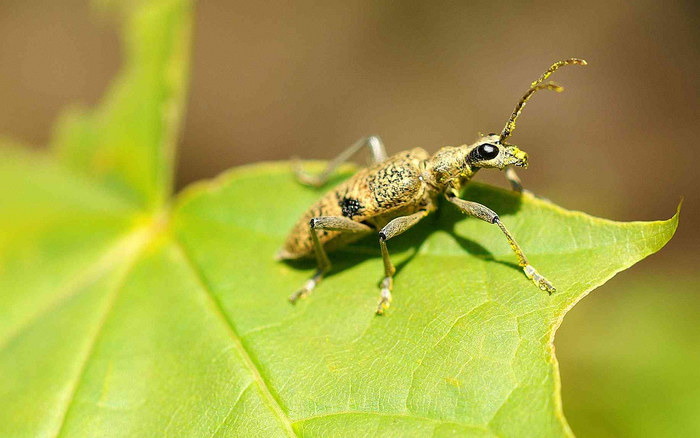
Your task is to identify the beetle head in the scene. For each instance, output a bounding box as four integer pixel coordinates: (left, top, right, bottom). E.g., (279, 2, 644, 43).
(466, 134, 528, 170)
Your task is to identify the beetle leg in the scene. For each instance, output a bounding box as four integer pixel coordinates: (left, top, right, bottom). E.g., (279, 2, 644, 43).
(289, 216, 372, 303)
(294, 136, 387, 187)
(504, 167, 524, 193)
(505, 167, 541, 198)
(445, 194, 556, 294)
(376, 210, 429, 314)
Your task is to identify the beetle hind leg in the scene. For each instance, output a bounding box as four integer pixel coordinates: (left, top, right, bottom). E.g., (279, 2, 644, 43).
(289, 216, 372, 303)
(294, 136, 387, 187)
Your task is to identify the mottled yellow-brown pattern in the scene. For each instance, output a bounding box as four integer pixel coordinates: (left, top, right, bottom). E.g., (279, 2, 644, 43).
(280, 148, 434, 258)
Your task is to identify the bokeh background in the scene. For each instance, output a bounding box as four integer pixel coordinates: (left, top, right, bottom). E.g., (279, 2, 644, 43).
(1, 0, 698, 436)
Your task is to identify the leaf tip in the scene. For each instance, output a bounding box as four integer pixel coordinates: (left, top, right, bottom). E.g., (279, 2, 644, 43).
(668, 197, 682, 235)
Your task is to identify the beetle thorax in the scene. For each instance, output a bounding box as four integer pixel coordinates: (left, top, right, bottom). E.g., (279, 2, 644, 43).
(422, 146, 476, 191)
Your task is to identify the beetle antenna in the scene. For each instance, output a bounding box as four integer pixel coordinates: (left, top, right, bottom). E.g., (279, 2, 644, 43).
(500, 58, 587, 141)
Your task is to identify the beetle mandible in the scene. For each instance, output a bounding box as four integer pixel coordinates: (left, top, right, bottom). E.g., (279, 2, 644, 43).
(277, 58, 587, 314)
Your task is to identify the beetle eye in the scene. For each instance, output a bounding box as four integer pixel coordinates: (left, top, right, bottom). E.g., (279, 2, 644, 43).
(477, 143, 499, 160)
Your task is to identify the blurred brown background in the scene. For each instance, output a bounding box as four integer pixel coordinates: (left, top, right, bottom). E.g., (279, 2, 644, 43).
(1, 0, 698, 436)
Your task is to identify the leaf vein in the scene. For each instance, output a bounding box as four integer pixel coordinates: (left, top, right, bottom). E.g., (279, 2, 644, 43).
(172, 239, 297, 438)
(209, 381, 254, 438)
(53, 232, 149, 437)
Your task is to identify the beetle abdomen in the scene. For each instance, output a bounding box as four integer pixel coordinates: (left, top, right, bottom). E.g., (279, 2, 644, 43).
(278, 147, 431, 259)
(277, 179, 363, 259)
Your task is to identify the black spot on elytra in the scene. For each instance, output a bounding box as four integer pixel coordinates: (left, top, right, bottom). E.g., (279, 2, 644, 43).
(339, 197, 363, 218)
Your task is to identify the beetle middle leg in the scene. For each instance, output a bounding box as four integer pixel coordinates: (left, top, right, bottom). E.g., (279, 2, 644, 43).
(294, 136, 387, 187)
(445, 193, 556, 293)
(376, 210, 429, 315)
(289, 216, 372, 303)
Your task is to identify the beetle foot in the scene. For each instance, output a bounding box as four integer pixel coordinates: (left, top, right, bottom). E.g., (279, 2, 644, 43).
(292, 158, 323, 187)
(523, 265, 556, 294)
(376, 289, 392, 315)
(376, 277, 393, 315)
(289, 278, 317, 303)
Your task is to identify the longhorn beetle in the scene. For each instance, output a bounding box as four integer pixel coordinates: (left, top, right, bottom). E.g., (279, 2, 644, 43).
(277, 58, 586, 314)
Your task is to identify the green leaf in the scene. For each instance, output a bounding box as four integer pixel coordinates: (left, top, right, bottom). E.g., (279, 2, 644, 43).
(558, 273, 700, 437)
(0, 154, 678, 436)
(0, 1, 680, 436)
(171, 164, 678, 437)
(51, 0, 192, 210)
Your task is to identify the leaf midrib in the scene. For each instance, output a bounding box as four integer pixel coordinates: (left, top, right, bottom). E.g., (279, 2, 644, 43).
(172, 239, 297, 437)
(170, 230, 504, 435)
(39, 214, 297, 436)
(0, 226, 149, 355)
(53, 228, 153, 437)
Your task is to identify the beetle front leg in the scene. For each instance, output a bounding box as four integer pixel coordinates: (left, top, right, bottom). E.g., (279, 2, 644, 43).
(505, 167, 524, 193)
(505, 167, 544, 199)
(376, 210, 429, 314)
(294, 136, 387, 187)
(289, 216, 372, 303)
(446, 194, 555, 294)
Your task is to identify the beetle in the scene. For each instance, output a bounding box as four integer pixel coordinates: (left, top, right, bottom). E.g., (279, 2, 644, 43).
(276, 58, 586, 314)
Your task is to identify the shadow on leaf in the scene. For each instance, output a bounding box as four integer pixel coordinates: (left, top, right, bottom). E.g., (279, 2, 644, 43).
(280, 176, 525, 282)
